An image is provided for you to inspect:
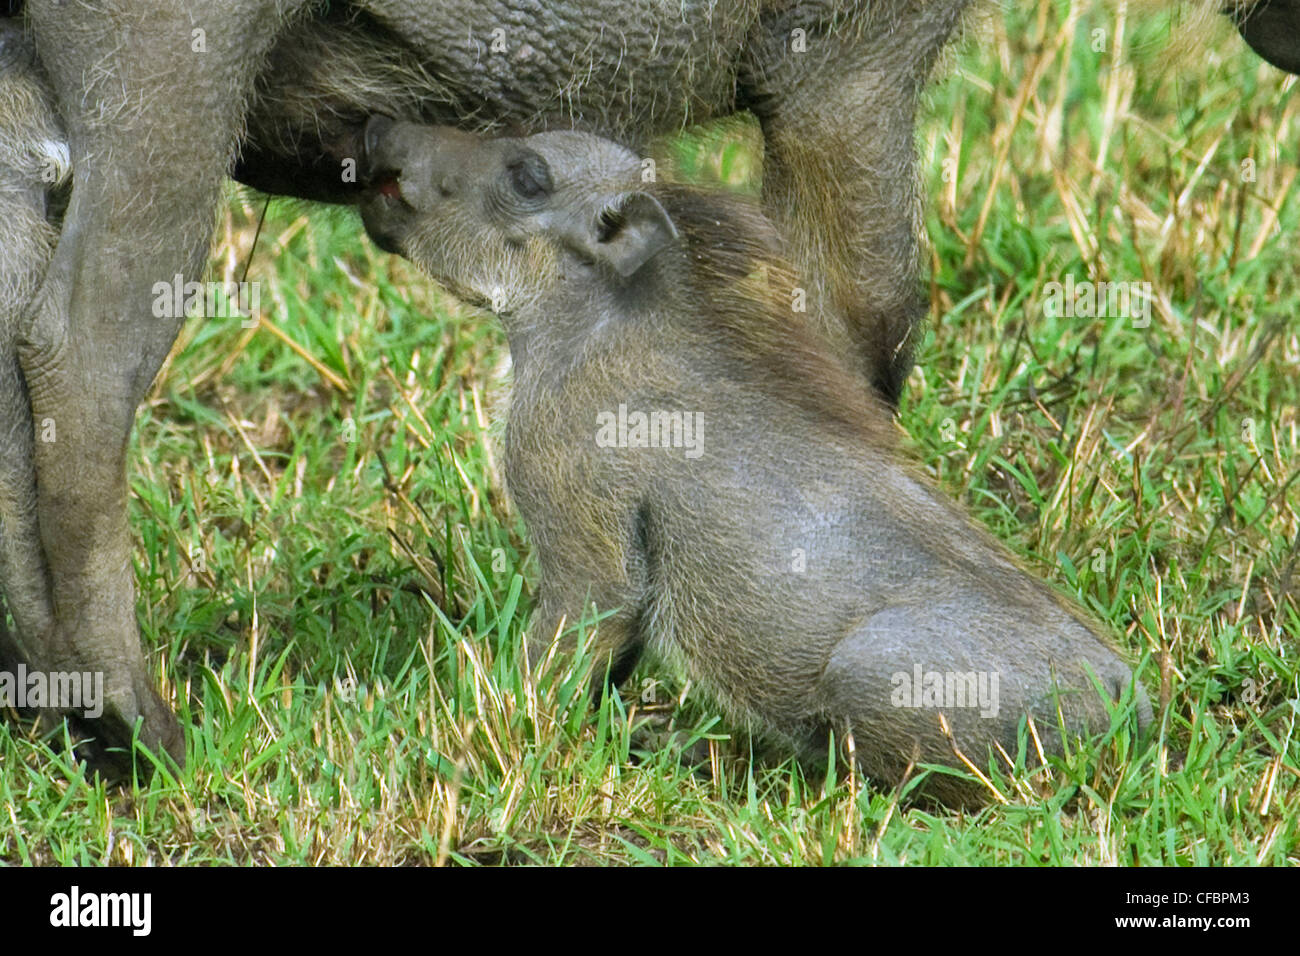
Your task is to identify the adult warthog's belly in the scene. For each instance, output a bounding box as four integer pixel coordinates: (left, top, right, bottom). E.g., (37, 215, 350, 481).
(239, 0, 763, 201)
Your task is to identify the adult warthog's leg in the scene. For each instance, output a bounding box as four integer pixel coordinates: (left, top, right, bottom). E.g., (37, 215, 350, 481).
(0, 160, 56, 687)
(20, 0, 300, 774)
(0, 15, 63, 729)
(741, 0, 971, 407)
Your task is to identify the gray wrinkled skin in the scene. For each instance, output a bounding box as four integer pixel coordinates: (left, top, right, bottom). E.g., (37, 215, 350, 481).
(359, 121, 1152, 804)
(0, 20, 65, 734)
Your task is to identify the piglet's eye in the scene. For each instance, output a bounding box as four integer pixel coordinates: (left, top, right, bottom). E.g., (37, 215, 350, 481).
(507, 152, 552, 199)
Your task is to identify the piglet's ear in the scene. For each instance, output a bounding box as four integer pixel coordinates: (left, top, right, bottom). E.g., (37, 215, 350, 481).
(568, 192, 679, 278)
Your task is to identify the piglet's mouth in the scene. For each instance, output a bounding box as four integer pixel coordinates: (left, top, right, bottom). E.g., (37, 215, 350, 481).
(366, 172, 404, 201)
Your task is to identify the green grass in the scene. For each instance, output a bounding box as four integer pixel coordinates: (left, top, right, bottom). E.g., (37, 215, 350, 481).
(2, 0, 1297, 865)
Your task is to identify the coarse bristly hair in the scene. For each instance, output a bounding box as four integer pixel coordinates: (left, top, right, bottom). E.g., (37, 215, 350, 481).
(643, 181, 900, 449)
